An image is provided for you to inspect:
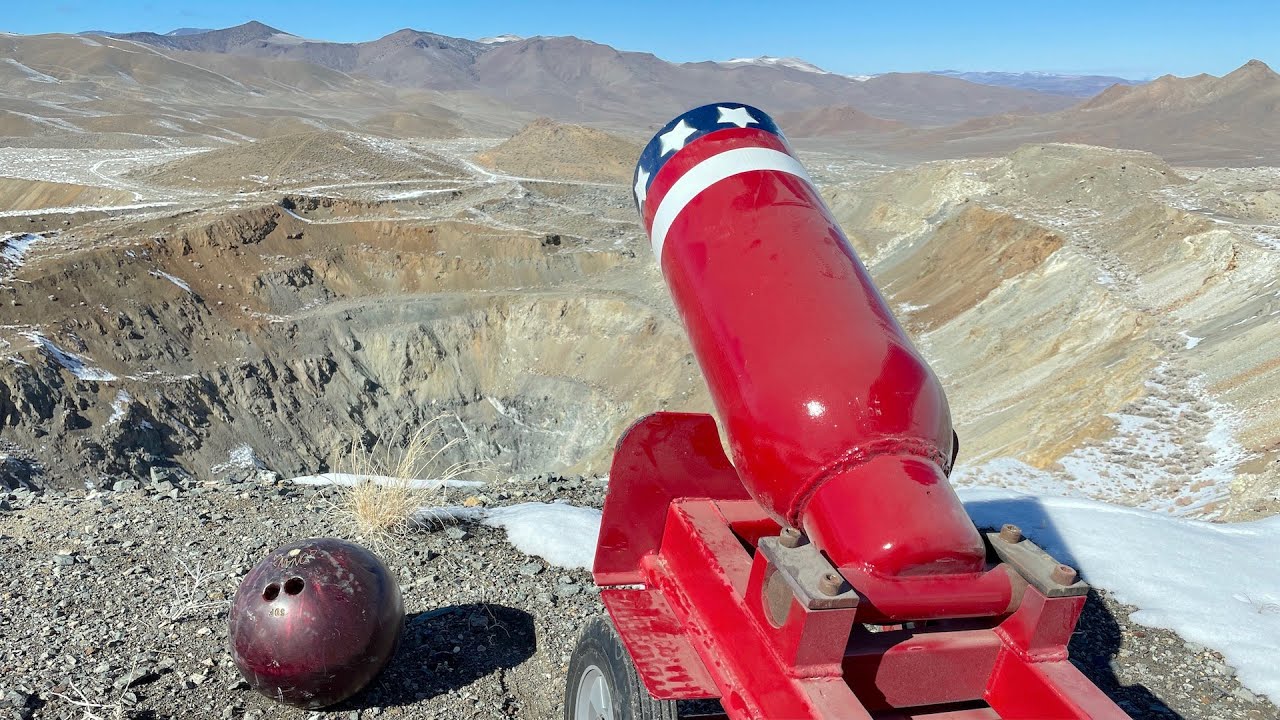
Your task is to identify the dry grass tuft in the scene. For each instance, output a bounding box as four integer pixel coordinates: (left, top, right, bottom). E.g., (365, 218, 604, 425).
(334, 417, 486, 552)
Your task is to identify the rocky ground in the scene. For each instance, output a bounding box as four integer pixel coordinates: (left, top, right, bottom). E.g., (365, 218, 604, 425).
(1, 473, 1276, 720)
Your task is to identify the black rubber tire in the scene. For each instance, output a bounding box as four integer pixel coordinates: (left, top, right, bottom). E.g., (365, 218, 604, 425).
(564, 615, 679, 720)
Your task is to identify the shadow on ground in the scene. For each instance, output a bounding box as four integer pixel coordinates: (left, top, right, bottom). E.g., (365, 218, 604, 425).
(339, 603, 536, 712)
(966, 495, 1184, 719)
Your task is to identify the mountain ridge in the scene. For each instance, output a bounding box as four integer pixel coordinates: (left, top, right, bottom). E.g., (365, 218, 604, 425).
(77, 20, 1076, 126)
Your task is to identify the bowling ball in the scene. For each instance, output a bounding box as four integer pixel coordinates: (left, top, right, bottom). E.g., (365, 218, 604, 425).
(228, 538, 403, 708)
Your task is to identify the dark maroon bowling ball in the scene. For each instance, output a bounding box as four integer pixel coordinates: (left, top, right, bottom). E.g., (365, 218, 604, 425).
(228, 538, 403, 708)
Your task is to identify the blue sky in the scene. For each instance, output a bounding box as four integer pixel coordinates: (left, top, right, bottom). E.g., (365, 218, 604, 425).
(4, 1, 1276, 79)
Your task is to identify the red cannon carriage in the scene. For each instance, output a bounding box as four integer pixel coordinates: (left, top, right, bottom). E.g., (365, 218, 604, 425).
(565, 103, 1131, 720)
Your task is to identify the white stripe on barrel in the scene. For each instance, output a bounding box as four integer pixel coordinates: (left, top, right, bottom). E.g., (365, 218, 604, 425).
(649, 147, 815, 261)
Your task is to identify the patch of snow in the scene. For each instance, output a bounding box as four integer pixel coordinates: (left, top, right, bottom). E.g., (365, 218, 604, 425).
(291, 473, 483, 489)
(0, 202, 179, 219)
(107, 390, 132, 425)
(413, 501, 602, 570)
(722, 56, 832, 75)
(149, 270, 192, 293)
(1180, 331, 1203, 349)
(896, 302, 927, 315)
(377, 187, 462, 201)
(1254, 230, 1280, 251)
(211, 444, 263, 475)
(77, 36, 102, 47)
(281, 207, 312, 223)
(1, 233, 41, 270)
(718, 56, 873, 81)
(477, 34, 523, 44)
(1, 58, 60, 83)
(482, 502, 602, 570)
(960, 488, 1280, 703)
(20, 332, 117, 381)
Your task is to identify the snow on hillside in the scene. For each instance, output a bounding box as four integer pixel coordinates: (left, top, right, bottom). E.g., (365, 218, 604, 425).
(722, 55, 834, 75)
(1, 58, 60, 83)
(952, 364, 1247, 519)
(19, 331, 117, 381)
(477, 34, 523, 44)
(1, 233, 41, 271)
(719, 56, 874, 80)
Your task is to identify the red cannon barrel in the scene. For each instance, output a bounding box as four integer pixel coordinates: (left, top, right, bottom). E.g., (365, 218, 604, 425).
(633, 104, 1012, 620)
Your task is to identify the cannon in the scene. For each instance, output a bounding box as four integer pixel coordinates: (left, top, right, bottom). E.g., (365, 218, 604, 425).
(564, 103, 1131, 720)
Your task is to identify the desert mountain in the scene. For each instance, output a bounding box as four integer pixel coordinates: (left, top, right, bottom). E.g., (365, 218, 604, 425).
(0, 32, 488, 148)
(98, 22, 1077, 126)
(101, 20, 289, 53)
(907, 60, 1280, 165)
(931, 70, 1138, 97)
(474, 119, 642, 183)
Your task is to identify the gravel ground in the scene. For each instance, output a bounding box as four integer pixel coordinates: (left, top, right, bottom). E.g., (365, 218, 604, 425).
(1, 474, 1276, 720)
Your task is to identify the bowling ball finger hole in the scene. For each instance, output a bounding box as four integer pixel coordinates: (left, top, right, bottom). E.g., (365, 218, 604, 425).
(284, 577, 305, 595)
(262, 583, 280, 601)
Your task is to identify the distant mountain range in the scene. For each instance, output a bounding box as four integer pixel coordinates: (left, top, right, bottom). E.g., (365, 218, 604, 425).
(931, 70, 1139, 97)
(11, 20, 1274, 164)
(718, 59, 1133, 96)
(72, 21, 1076, 126)
(907, 59, 1280, 164)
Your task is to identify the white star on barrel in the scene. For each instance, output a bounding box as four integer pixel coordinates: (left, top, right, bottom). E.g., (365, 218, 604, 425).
(716, 106, 759, 128)
(634, 166, 651, 210)
(659, 120, 697, 156)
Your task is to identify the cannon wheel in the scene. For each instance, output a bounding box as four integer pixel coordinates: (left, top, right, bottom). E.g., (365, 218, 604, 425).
(564, 616, 678, 720)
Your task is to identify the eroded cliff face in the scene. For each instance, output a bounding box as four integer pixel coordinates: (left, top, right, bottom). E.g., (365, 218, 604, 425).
(826, 144, 1280, 519)
(1, 199, 705, 488)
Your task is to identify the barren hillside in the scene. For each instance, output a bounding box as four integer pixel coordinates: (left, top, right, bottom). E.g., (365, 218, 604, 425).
(128, 131, 465, 191)
(474, 119, 641, 183)
(826, 143, 1280, 518)
(776, 105, 908, 136)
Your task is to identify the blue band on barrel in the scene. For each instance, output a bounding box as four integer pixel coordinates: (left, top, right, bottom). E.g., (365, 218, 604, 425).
(633, 103, 785, 214)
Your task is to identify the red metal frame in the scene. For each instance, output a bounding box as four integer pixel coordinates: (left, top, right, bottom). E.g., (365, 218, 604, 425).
(595, 414, 1130, 718)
